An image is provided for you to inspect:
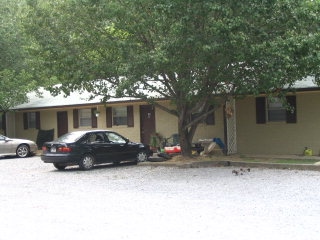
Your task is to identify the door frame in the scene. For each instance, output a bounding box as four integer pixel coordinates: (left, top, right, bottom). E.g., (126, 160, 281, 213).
(140, 105, 156, 145)
(57, 111, 68, 137)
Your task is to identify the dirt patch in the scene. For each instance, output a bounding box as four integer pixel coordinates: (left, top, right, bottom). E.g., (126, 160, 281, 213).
(168, 155, 194, 163)
(166, 154, 243, 163)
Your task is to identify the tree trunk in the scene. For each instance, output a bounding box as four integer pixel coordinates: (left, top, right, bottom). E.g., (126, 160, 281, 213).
(179, 127, 193, 157)
(177, 109, 196, 158)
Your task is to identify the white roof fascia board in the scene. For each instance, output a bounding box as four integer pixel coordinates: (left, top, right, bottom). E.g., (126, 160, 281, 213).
(12, 88, 140, 110)
(12, 76, 319, 110)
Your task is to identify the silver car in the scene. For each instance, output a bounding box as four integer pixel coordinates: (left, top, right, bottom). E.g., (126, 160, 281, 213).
(0, 135, 38, 158)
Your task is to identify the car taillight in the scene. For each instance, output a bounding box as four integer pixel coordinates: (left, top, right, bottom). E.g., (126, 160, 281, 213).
(58, 147, 72, 153)
(42, 146, 48, 151)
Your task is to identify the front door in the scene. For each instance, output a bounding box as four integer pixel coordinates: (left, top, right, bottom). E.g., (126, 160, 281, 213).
(57, 111, 68, 137)
(140, 105, 155, 145)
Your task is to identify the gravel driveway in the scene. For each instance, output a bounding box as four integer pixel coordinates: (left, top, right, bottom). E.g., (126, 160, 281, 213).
(0, 156, 319, 240)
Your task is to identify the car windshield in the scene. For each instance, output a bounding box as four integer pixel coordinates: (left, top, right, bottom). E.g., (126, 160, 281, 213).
(56, 131, 86, 143)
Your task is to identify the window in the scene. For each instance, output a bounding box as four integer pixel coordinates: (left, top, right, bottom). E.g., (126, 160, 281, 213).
(267, 98, 286, 122)
(86, 133, 105, 143)
(106, 106, 134, 128)
(28, 112, 36, 128)
(113, 107, 127, 125)
(256, 96, 297, 124)
(23, 112, 40, 129)
(190, 105, 215, 125)
(106, 132, 126, 144)
(79, 109, 92, 127)
(73, 108, 97, 129)
(206, 105, 215, 125)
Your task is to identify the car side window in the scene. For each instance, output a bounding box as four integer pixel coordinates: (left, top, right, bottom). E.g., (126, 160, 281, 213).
(88, 134, 96, 143)
(106, 132, 126, 144)
(95, 134, 104, 142)
(85, 133, 105, 143)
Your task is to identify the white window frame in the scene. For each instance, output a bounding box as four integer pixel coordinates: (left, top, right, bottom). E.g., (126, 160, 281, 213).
(113, 106, 127, 126)
(79, 109, 92, 127)
(27, 112, 36, 128)
(267, 97, 286, 122)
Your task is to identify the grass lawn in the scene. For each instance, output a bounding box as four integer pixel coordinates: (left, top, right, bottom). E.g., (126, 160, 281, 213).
(239, 158, 319, 165)
(170, 154, 320, 165)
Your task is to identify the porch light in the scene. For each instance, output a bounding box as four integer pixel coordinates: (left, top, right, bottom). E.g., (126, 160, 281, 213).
(94, 108, 100, 117)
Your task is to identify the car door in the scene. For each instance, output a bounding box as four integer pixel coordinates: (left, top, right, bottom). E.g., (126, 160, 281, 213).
(0, 136, 15, 156)
(84, 133, 114, 163)
(122, 141, 141, 160)
(105, 132, 132, 161)
(0, 135, 7, 155)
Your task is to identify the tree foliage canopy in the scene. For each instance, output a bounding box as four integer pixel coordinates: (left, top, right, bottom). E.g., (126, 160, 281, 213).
(23, 0, 320, 155)
(0, 0, 37, 112)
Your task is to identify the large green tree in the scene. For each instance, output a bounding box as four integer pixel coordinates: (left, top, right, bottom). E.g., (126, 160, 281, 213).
(25, 0, 320, 156)
(0, 0, 37, 114)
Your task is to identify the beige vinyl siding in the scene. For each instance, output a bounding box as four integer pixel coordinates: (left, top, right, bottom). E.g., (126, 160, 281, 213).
(14, 111, 39, 141)
(12, 100, 225, 148)
(154, 101, 224, 143)
(236, 92, 320, 155)
(193, 106, 225, 142)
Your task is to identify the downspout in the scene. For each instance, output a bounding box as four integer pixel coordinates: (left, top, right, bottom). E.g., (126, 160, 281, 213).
(223, 103, 228, 155)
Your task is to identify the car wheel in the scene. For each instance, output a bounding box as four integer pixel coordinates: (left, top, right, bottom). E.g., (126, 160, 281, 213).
(53, 163, 66, 170)
(16, 144, 30, 158)
(79, 154, 95, 170)
(136, 151, 148, 162)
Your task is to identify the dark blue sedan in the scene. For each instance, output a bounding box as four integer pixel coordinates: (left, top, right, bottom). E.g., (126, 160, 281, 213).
(41, 130, 153, 170)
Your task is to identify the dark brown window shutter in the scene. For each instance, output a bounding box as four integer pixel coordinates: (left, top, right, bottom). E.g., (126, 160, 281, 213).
(36, 112, 41, 129)
(23, 112, 28, 129)
(73, 109, 79, 129)
(127, 106, 134, 127)
(286, 96, 297, 123)
(1, 113, 6, 131)
(106, 107, 112, 128)
(205, 105, 215, 125)
(256, 97, 266, 124)
(91, 108, 97, 128)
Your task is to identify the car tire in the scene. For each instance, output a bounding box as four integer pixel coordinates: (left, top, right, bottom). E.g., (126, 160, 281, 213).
(53, 163, 66, 170)
(136, 151, 148, 163)
(79, 154, 95, 170)
(16, 144, 30, 158)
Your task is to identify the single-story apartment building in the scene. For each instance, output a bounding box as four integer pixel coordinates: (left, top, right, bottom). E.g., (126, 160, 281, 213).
(3, 78, 320, 156)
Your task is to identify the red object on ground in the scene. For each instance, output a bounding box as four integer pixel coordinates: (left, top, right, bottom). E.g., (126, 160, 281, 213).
(164, 146, 181, 153)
